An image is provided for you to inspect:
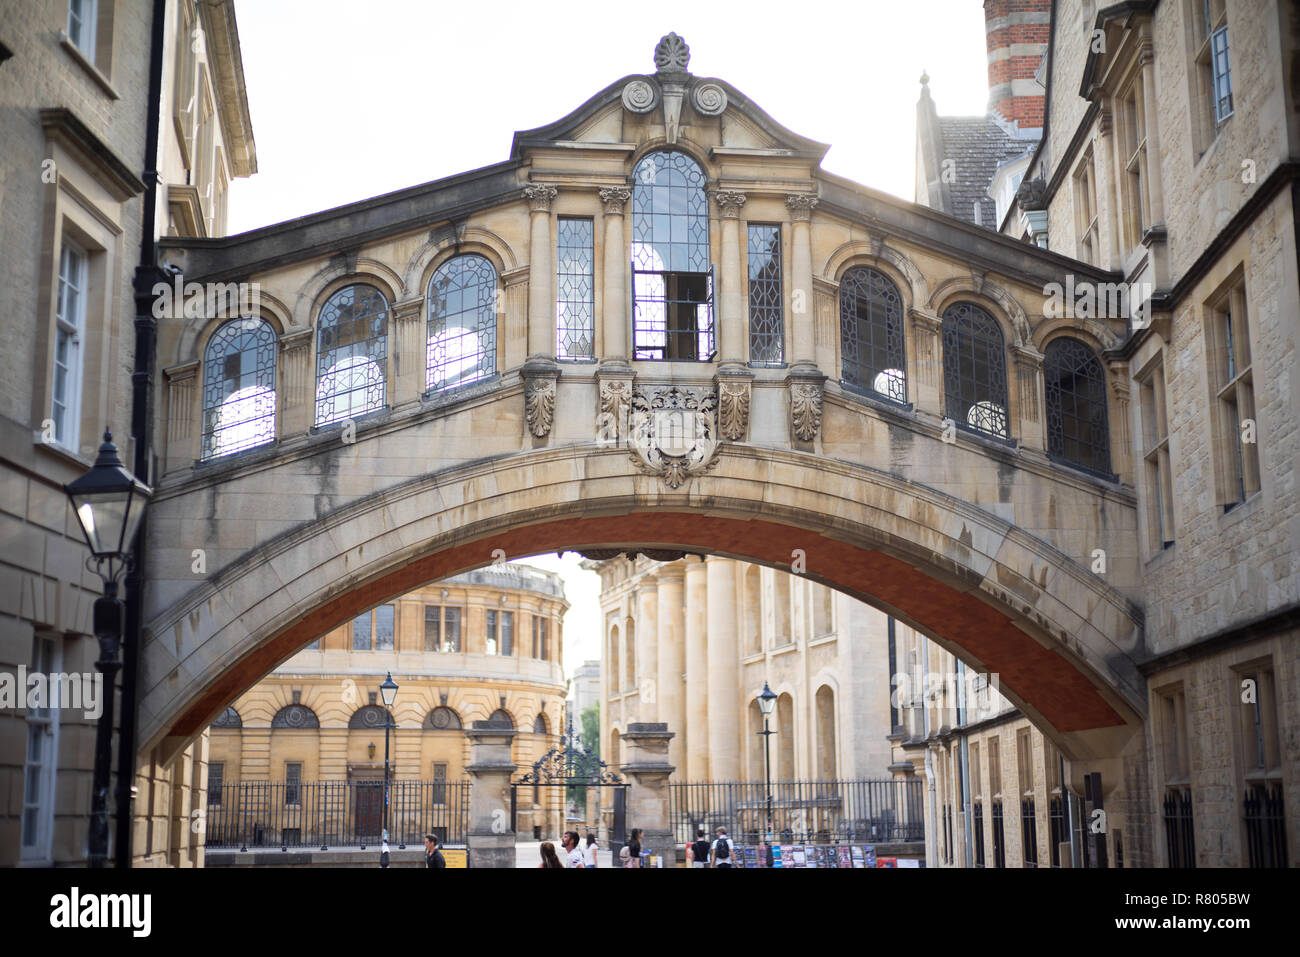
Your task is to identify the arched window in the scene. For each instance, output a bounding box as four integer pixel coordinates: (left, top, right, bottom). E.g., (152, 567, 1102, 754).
(270, 704, 319, 729)
(211, 706, 242, 729)
(631, 150, 714, 360)
(427, 254, 497, 391)
(777, 693, 795, 779)
(840, 267, 905, 403)
(815, 686, 836, 779)
(942, 301, 1009, 439)
(1044, 337, 1112, 476)
(315, 284, 388, 426)
(425, 706, 462, 730)
(533, 712, 549, 734)
(608, 625, 620, 694)
(743, 566, 761, 655)
(348, 705, 393, 729)
(201, 318, 277, 459)
(488, 708, 514, 728)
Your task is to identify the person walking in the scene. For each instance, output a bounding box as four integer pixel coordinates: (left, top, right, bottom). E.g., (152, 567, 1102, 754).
(583, 832, 599, 868)
(620, 827, 642, 867)
(539, 841, 564, 868)
(709, 826, 735, 868)
(561, 830, 586, 868)
(424, 833, 445, 869)
(688, 829, 711, 868)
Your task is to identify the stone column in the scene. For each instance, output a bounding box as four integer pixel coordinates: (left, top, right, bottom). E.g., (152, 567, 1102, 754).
(1138, 45, 1165, 229)
(1012, 345, 1046, 452)
(706, 557, 740, 779)
(909, 309, 944, 419)
(786, 194, 818, 369)
(655, 563, 687, 775)
(683, 557, 709, 780)
(278, 328, 314, 436)
(524, 184, 560, 438)
(785, 194, 825, 444)
(162, 360, 198, 470)
(1107, 359, 1134, 486)
(710, 189, 747, 367)
(525, 183, 558, 361)
(1095, 110, 1122, 271)
(389, 297, 424, 410)
(465, 721, 517, 868)
(598, 186, 631, 367)
(622, 722, 676, 866)
(635, 575, 659, 722)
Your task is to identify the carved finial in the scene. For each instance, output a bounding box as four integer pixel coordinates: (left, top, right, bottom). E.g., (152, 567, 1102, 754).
(920, 69, 929, 86)
(654, 32, 690, 74)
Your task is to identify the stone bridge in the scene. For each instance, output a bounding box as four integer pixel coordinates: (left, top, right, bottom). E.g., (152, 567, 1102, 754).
(143, 34, 1144, 778)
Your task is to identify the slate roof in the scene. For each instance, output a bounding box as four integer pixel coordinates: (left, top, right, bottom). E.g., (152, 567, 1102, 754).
(936, 117, 1031, 228)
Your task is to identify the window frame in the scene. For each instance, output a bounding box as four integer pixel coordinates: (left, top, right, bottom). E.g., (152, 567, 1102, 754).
(200, 317, 278, 461)
(314, 283, 389, 427)
(1137, 356, 1175, 551)
(424, 604, 463, 653)
(21, 635, 62, 863)
(941, 301, 1010, 441)
(1205, 281, 1259, 510)
(51, 240, 88, 453)
(839, 265, 907, 405)
(1042, 336, 1113, 478)
(426, 254, 498, 393)
(1073, 149, 1100, 265)
(556, 217, 595, 361)
(746, 223, 784, 366)
(67, 0, 99, 62)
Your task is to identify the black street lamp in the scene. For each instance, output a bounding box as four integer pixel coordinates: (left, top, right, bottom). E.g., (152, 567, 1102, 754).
(756, 682, 777, 850)
(379, 672, 398, 865)
(65, 430, 151, 868)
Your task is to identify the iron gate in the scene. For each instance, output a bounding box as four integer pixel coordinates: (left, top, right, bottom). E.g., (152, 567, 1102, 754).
(510, 714, 627, 864)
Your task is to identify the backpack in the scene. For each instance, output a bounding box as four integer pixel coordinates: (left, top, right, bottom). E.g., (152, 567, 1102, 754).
(714, 836, 731, 860)
(691, 838, 711, 861)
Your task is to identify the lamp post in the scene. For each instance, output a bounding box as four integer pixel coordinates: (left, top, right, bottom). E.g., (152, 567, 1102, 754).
(379, 672, 398, 863)
(65, 430, 152, 868)
(756, 682, 777, 848)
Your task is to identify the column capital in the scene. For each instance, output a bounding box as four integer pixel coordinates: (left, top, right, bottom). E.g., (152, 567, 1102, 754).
(598, 186, 632, 214)
(279, 327, 314, 351)
(786, 193, 819, 221)
(709, 188, 747, 218)
(524, 183, 559, 212)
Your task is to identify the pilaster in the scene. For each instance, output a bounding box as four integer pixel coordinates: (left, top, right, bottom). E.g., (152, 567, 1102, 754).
(465, 722, 518, 868)
(621, 722, 676, 865)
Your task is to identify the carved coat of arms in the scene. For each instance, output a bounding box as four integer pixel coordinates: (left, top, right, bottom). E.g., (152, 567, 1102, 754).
(628, 385, 720, 488)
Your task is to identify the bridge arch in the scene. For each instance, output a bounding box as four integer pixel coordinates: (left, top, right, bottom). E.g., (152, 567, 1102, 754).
(140, 444, 1146, 770)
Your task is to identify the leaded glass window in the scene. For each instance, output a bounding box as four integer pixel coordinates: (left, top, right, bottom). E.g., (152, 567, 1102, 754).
(352, 611, 372, 651)
(374, 604, 395, 651)
(427, 254, 497, 391)
(747, 224, 783, 364)
(202, 318, 277, 459)
(270, 705, 319, 729)
(557, 217, 595, 359)
(348, 705, 392, 729)
(942, 302, 1009, 439)
(315, 284, 388, 426)
(425, 706, 462, 730)
(631, 150, 714, 360)
(840, 267, 906, 403)
(1044, 338, 1112, 476)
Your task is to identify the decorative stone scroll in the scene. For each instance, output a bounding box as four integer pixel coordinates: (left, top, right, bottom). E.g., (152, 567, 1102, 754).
(523, 183, 558, 211)
(524, 375, 557, 438)
(717, 378, 750, 442)
(788, 374, 825, 442)
(628, 385, 721, 489)
(691, 81, 727, 116)
(709, 189, 747, 219)
(598, 377, 632, 444)
(786, 193, 819, 221)
(598, 186, 631, 214)
(621, 79, 659, 114)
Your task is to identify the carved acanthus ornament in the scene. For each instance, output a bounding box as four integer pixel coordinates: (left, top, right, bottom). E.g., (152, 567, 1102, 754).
(717, 379, 750, 441)
(525, 375, 557, 438)
(709, 189, 747, 219)
(599, 186, 631, 215)
(789, 380, 824, 442)
(524, 183, 558, 212)
(598, 378, 632, 443)
(786, 193, 819, 222)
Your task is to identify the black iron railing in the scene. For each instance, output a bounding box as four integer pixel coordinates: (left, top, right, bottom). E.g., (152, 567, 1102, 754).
(991, 799, 1006, 868)
(1243, 782, 1286, 868)
(204, 780, 470, 849)
(1049, 796, 1066, 867)
(973, 802, 985, 866)
(668, 779, 924, 846)
(1162, 787, 1195, 868)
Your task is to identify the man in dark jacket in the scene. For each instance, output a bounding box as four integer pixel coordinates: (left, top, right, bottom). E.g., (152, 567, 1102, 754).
(425, 833, 446, 869)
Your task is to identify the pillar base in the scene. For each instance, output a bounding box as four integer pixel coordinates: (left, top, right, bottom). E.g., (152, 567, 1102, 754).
(467, 831, 516, 869)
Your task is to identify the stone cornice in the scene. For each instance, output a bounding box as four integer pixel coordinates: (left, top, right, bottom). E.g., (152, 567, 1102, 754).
(40, 107, 146, 201)
(196, 0, 258, 176)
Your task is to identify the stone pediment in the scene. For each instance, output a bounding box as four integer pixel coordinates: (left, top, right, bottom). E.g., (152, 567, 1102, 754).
(510, 33, 829, 161)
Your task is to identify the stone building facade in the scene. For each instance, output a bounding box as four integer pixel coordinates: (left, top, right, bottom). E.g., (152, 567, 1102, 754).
(0, 0, 254, 867)
(206, 563, 567, 840)
(593, 556, 896, 784)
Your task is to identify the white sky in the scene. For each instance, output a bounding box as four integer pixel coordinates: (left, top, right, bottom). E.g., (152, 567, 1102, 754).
(225, 1, 993, 674)
(226, 0, 991, 234)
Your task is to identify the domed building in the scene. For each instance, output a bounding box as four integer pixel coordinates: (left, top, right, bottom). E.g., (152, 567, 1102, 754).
(206, 564, 568, 844)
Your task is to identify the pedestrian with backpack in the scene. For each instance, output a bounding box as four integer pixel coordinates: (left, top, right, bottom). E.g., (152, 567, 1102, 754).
(688, 829, 711, 868)
(710, 826, 735, 868)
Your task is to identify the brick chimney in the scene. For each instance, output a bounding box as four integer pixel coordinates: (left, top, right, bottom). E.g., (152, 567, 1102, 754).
(983, 0, 1049, 131)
